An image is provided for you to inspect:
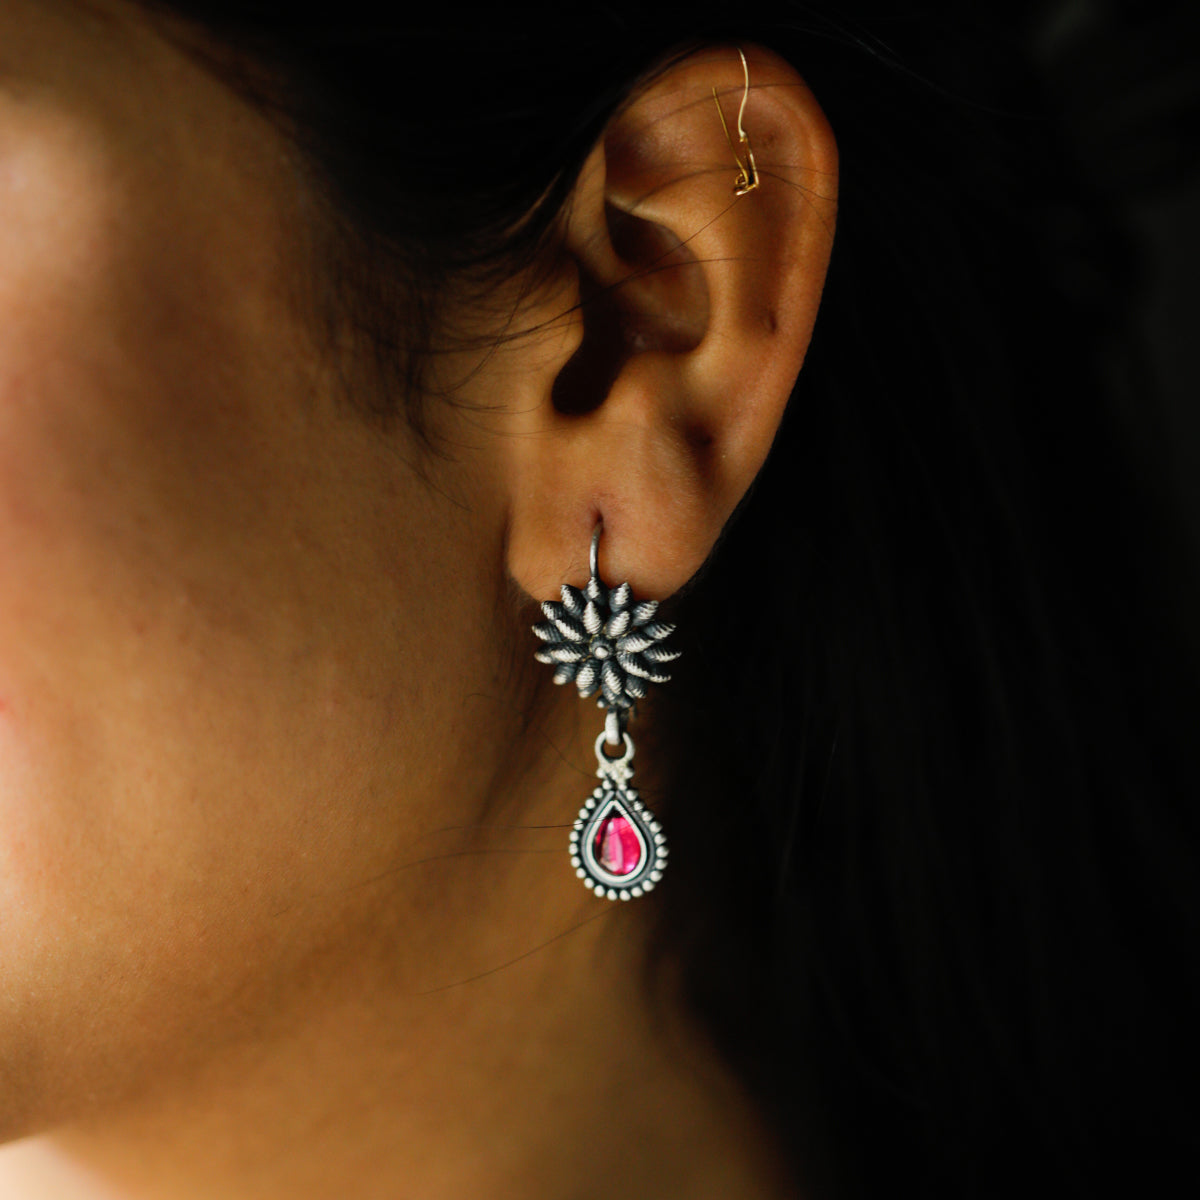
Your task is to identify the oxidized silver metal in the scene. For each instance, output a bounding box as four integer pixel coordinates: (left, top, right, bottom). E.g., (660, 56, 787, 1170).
(531, 524, 680, 738)
(532, 522, 678, 899)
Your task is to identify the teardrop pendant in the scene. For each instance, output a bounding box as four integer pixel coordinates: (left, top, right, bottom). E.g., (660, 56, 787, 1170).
(569, 732, 667, 900)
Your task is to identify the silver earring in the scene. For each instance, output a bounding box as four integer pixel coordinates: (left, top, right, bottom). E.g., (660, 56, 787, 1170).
(531, 521, 678, 900)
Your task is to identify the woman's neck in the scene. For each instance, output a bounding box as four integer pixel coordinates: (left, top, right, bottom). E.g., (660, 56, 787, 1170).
(0, 705, 798, 1200)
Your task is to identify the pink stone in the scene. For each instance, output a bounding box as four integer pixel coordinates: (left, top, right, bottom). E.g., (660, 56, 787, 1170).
(594, 813, 643, 876)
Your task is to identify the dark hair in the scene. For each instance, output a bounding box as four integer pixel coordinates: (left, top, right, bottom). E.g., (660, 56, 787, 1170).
(129, 3, 1200, 1197)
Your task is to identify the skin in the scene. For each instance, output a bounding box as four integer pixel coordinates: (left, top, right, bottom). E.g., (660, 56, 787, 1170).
(0, 2, 837, 1196)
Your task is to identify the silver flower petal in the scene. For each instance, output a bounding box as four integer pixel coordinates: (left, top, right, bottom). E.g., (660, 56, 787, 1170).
(640, 621, 676, 642)
(560, 585, 587, 617)
(625, 673, 648, 699)
(604, 609, 632, 639)
(642, 644, 682, 664)
(582, 600, 603, 635)
(618, 651, 670, 683)
(629, 600, 658, 626)
(617, 631, 655, 653)
(609, 582, 632, 610)
(585, 577, 604, 602)
(551, 614, 588, 642)
(553, 662, 579, 685)
(532, 621, 562, 642)
(549, 645, 587, 663)
(576, 660, 601, 697)
(600, 660, 624, 705)
(534, 649, 556, 665)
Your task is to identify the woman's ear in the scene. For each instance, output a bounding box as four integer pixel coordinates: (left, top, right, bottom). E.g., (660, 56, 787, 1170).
(494, 43, 838, 602)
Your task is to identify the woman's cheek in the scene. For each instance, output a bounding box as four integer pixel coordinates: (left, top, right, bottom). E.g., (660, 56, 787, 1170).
(0, 110, 262, 990)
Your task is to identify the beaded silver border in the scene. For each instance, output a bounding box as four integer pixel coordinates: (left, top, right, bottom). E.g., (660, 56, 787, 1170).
(569, 781, 667, 901)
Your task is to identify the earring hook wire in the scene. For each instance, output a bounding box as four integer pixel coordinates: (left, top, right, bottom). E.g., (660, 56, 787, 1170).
(590, 521, 602, 580)
(711, 47, 759, 196)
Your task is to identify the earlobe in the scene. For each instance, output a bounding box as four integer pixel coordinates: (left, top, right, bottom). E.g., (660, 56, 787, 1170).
(501, 43, 838, 604)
